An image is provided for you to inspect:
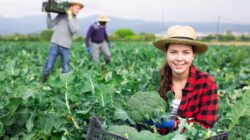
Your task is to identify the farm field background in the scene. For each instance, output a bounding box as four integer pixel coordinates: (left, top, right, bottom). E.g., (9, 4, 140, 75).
(0, 41, 249, 139)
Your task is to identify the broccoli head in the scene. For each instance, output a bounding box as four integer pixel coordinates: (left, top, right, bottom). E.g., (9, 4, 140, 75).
(127, 91, 167, 124)
(108, 125, 138, 139)
(130, 130, 176, 140)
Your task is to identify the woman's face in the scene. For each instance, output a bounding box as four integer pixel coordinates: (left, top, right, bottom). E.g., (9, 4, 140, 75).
(166, 44, 195, 76)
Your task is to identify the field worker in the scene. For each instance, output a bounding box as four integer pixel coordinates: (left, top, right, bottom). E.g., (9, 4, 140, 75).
(42, 0, 84, 82)
(85, 15, 111, 64)
(152, 25, 218, 135)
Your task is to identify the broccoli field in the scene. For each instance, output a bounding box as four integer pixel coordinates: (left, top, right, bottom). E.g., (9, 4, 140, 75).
(0, 41, 249, 139)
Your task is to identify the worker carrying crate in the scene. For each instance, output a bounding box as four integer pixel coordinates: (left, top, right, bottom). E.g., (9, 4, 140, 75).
(40, 0, 84, 82)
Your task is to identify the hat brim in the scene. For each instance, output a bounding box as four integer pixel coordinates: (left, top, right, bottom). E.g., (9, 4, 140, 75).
(153, 38, 208, 53)
(70, 2, 84, 9)
(98, 19, 110, 22)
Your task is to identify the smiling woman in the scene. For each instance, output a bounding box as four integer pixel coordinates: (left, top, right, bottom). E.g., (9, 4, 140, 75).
(152, 25, 218, 135)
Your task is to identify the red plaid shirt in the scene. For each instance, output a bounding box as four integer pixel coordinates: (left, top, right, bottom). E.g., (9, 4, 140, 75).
(169, 66, 218, 128)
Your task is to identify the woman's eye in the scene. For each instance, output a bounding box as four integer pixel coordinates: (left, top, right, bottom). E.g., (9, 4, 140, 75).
(183, 51, 190, 54)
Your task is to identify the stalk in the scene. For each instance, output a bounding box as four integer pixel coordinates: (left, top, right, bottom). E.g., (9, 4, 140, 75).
(88, 75, 95, 93)
(110, 90, 114, 108)
(64, 81, 80, 129)
(100, 90, 105, 107)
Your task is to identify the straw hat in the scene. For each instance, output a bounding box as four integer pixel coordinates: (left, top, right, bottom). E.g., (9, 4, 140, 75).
(69, 0, 84, 9)
(153, 25, 208, 53)
(97, 15, 110, 22)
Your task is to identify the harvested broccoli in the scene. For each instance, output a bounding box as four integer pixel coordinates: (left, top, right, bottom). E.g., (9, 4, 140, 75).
(108, 125, 138, 139)
(108, 124, 177, 140)
(127, 91, 167, 124)
(130, 130, 157, 140)
(130, 130, 176, 140)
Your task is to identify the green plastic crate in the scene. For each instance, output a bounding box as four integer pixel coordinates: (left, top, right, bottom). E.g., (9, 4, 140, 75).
(87, 117, 229, 140)
(87, 118, 229, 140)
(42, 0, 69, 14)
(87, 117, 128, 140)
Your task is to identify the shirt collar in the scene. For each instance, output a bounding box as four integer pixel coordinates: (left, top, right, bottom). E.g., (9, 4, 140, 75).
(96, 22, 100, 26)
(96, 22, 105, 28)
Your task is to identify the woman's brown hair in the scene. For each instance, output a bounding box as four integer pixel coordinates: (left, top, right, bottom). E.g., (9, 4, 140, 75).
(158, 45, 172, 102)
(159, 62, 172, 102)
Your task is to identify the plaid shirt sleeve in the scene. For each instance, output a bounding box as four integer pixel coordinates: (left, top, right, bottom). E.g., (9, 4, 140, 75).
(195, 75, 218, 128)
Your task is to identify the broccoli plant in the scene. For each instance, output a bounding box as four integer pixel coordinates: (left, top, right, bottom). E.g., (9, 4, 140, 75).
(126, 91, 167, 124)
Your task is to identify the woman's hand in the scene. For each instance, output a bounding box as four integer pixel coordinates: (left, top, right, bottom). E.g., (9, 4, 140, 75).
(155, 119, 175, 129)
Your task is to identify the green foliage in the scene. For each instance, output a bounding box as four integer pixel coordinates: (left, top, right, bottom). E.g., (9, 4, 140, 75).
(0, 33, 40, 41)
(108, 34, 120, 41)
(139, 32, 156, 41)
(113, 108, 135, 124)
(0, 41, 249, 139)
(126, 91, 167, 123)
(239, 34, 250, 41)
(218, 31, 236, 41)
(124, 35, 144, 41)
(40, 29, 54, 41)
(200, 32, 250, 41)
(73, 35, 84, 42)
(223, 90, 250, 130)
(111, 29, 156, 41)
(219, 89, 250, 139)
(0, 41, 164, 139)
(200, 34, 216, 41)
(114, 28, 135, 38)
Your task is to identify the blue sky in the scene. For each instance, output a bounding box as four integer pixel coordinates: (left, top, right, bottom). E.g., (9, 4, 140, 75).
(0, 0, 249, 24)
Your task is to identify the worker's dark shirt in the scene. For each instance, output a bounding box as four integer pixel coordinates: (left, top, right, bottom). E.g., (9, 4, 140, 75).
(85, 22, 109, 47)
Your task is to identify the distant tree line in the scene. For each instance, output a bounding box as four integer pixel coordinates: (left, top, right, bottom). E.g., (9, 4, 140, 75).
(0, 29, 250, 42)
(200, 30, 250, 41)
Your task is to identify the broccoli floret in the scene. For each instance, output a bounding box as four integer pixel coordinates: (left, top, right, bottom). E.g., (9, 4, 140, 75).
(108, 125, 138, 139)
(127, 91, 167, 123)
